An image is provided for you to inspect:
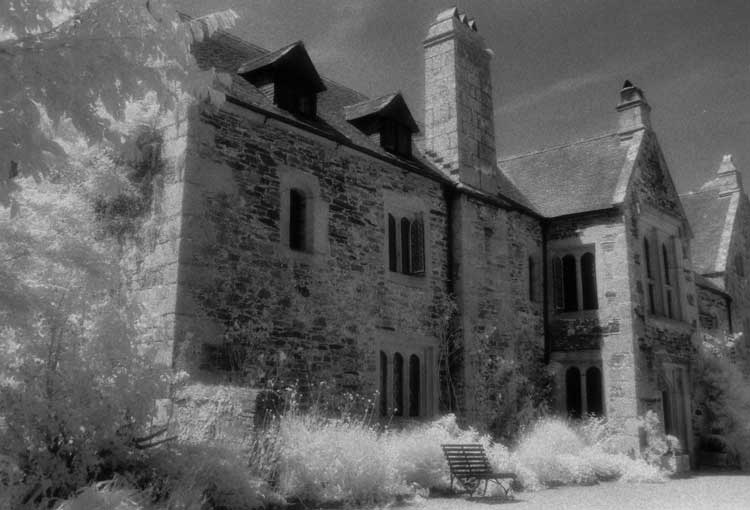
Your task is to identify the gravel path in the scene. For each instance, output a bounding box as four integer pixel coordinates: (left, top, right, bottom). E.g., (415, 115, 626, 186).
(409, 473, 750, 510)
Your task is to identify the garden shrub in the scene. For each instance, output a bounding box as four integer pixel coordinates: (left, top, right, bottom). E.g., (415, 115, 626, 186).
(696, 349, 750, 469)
(483, 330, 553, 444)
(512, 417, 595, 488)
(53, 479, 144, 510)
(264, 409, 672, 504)
(140, 443, 273, 510)
(273, 412, 403, 505)
(509, 416, 666, 490)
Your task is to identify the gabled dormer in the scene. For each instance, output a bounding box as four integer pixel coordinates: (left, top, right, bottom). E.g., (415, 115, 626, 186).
(344, 93, 419, 158)
(238, 41, 326, 118)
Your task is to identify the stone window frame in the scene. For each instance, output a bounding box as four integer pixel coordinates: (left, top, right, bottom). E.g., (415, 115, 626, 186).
(659, 362, 691, 453)
(640, 209, 684, 322)
(552, 351, 605, 418)
(377, 333, 438, 419)
(550, 245, 598, 314)
(528, 255, 537, 302)
(383, 190, 430, 287)
(278, 166, 329, 257)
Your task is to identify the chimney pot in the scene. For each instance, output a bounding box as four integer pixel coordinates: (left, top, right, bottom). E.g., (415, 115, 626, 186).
(616, 80, 651, 135)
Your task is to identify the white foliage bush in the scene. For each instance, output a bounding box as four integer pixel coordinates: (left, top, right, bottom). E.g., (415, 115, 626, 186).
(276, 413, 402, 504)
(270, 411, 669, 504)
(509, 416, 667, 490)
(54, 480, 144, 510)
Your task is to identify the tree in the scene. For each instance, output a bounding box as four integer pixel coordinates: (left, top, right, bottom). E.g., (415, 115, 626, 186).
(0, 1, 237, 504)
(0, 0, 237, 205)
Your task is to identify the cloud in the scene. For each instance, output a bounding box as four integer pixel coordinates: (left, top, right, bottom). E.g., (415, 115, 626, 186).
(309, 1, 380, 67)
(496, 70, 614, 114)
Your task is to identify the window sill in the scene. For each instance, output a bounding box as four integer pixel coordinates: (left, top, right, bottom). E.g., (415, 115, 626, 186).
(646, 315, 693, 332)
(386, 269, 429, 288)
(553, 309, 600, 319)
(281, 246, 327, 265)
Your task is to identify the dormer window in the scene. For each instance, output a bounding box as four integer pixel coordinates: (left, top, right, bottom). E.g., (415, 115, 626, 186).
(275, 83, 317, 117)
(239, 41, 326, 119)
(344, 93, 419, 158)
(381, 119, 412, 157)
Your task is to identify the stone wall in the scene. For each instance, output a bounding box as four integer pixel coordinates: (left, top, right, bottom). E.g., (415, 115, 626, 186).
(451, 194, 544, 425)
(546, 210, 637, 435)
(124, 112, 189, 367)
(696, 284, 731, 344)
(724, 191, 750, 371)
(173, 100, 451, 405)
(626, 131, 699, 458)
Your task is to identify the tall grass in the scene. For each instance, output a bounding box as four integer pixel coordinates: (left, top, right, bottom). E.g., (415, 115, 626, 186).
(253, 411, 669, 505)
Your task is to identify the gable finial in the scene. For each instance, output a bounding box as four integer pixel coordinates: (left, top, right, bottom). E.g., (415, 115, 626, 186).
(719, 154, 736, 174)
(616, 80, 651, 136)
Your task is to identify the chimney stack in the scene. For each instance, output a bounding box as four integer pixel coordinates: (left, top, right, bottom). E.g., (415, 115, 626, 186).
(423, 7, 497, 192)
(616, 80, 651, 136)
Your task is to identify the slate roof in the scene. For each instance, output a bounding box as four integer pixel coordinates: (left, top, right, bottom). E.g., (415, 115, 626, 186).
(694, 273, 730, 297)
(498, 133, 634, 217)
(238, 41, 326, 93)
(190, 31, 451, 185)
(680, 189, 732, 275)
(344, 93, 419, 133)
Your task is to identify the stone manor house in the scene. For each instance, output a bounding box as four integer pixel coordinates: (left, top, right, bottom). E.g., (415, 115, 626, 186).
(136, 8, 750, 463)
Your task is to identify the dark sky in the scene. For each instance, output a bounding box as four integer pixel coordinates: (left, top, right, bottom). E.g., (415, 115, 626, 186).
(178, 0, 750, 193)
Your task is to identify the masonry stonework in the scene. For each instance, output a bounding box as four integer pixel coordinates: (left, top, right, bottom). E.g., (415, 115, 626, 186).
(118, 9, 750, 465)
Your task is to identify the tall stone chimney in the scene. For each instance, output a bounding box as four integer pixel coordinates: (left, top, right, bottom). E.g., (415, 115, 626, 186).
(424, 7, 497, 192)
(616, 80, 651, 136)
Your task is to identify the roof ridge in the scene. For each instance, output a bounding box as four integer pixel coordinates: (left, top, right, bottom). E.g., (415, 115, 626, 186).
(320, 76, 370, 103)
(205, 27, 270, 56)
(498, 131, 621, 163)
(679, 188, 717, 197)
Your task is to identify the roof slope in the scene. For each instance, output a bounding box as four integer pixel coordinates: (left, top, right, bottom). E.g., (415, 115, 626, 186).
(680, 190, 732, 274)
(498, 133, 634, 217)
(344, 93, 419, 133)
(190, 32, 450, 184)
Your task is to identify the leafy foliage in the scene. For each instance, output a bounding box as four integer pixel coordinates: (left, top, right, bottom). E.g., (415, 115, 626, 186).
(0, 125, 171, 506)
(0, 0, 237, 205)
(695, 338, 750, 469)
(482, 328, 553, 444)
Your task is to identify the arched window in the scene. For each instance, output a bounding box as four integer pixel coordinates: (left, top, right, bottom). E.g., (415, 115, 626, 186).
(400, 218, 411, 274)
(562, 254, 578, 312)
(581, 252, 598, 310)
(387, 214, 397, 271)
(644, 238, 656, 314)
(289, 188, 307, 251)
(528, 256, 536, 302)
(552, 256, 564, 311)
(409, 354, 420, 417)
(586, 367, 603, 416)
(379, 351, 388, 416)
(410, 218, 425, 275)
(387, 214, 426, 276)
(566, 367, 582, 418)
(393, 353, 404, 417)
(662, 243, 674, 318)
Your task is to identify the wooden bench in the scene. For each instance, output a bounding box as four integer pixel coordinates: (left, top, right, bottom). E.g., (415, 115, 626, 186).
(441, 443, 517, 497)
